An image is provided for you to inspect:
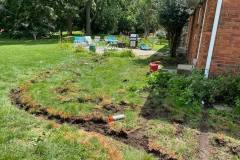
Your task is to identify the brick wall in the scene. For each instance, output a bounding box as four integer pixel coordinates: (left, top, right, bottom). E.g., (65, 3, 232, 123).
(210, 0, 240, 74)
(195, 0, 217, 70)
(187, 0, 240, 75)
(187, 1, 211, 66)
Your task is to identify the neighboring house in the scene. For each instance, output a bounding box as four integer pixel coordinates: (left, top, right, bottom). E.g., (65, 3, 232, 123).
(186, 0, 240, 77)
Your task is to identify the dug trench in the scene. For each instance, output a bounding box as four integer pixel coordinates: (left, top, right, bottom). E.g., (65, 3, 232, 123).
(10, 86, 179, 160)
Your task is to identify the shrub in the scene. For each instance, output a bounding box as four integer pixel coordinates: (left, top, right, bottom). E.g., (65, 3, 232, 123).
(235, 97, 240, 114)
(148, 71, 240, 107)
(148, 71, 173, 89)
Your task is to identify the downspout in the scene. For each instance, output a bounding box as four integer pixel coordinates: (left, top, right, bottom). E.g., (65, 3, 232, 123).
(196, 0, 209, 61)
(204, 0, 223, 78)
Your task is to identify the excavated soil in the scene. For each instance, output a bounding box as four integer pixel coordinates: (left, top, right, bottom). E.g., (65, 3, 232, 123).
(10, 86, 179, 160)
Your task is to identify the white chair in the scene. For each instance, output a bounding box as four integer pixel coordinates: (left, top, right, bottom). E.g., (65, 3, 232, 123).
(85, 36, 93, 45)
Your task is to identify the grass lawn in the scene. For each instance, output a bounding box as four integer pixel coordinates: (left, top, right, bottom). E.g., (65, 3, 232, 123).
(0, 38, 155, 160)
(1, 37, 240, 160)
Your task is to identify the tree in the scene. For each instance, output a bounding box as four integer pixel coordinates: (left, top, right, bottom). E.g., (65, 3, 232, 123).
(158, 0, 190, 57)
(117, 0, 139, 33)
(53, 0, 82, 39)
(138, 0, 158, 37)
(85, 0, 93, 35)
(0, 0, 56, 39)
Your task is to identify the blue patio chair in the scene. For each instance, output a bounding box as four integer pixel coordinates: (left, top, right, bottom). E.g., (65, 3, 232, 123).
(105, 35, 118, 45)
(74, 36, 87, 48)
(74, 36, 86, 44)
(140, 44, 151, 50)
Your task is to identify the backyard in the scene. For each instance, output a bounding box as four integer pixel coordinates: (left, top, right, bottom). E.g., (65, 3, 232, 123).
(0, 37, 240, 160)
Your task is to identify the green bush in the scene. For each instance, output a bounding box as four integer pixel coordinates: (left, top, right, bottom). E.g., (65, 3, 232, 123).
(148, 71, 240, 107)
(235, 97, 240, 114)
(148, 72, 173, 89)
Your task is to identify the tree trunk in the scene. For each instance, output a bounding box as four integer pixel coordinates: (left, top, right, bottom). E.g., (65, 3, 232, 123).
(86, 0, 92, 35)
(67, 16, 73, 36)
(60, 29, 63, 43)
(144, 26, 149, 38)
(32, 33, 37, 40)
(168, 31, 182, 57)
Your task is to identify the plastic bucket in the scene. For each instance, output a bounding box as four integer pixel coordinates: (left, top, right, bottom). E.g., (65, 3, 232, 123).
(89, 45, 96, 53)
(150, 63, 159, 72)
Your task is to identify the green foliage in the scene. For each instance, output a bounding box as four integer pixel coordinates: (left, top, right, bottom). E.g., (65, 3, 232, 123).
(158, 0, 190, 57)
(0, 0, 82, 39)
(0, 0, 162, 38)
(235, 97, 240, 114)
(148, 72, 172, 89)
(149, 71, 240, 107)
(0, 0, 56, 38)
(91, 0, 122, 34)
(118, 35, 130, 46)
(137, 0, 159, 36)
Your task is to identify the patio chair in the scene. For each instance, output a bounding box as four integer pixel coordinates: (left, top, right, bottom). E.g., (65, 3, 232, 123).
(85, 36, 93, 45)
(74, 36, 87, 47)
(140, 44, 151, 50)
(94, 36, 101, 43)
(105, 35, 118, 45)
(105, 35, 118, 49)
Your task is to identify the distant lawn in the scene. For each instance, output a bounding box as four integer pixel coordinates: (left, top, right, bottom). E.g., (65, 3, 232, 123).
(138, 37, 169, 52)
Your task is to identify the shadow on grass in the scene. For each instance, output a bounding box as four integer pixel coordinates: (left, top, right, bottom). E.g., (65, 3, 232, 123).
(140, 83, 240, 140)
(140, 90, 199, 128)
(133, 52, 180, 71)
(157, 45, 169, 53)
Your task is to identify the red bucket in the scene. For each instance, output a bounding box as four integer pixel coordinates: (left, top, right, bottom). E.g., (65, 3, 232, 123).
(150, 63, 159, 72)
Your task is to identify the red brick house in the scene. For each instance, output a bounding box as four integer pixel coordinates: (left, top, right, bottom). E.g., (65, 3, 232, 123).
(186, 0, 240, 77)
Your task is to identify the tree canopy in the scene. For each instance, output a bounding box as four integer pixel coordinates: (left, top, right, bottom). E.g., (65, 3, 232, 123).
(0, 0, 164, 38)
(0, 0, 198, 58)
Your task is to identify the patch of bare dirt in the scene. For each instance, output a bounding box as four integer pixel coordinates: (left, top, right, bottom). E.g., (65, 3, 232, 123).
(55, 87, 69, 94)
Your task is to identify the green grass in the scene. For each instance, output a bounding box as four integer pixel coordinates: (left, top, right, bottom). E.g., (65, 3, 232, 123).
(138, 37, 169, 52)
(28, 55, 148, 117)
(0, 37, 155, 160)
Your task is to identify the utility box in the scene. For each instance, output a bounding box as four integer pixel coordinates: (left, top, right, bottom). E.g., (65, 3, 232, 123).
(130, 34, 138, 48)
